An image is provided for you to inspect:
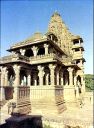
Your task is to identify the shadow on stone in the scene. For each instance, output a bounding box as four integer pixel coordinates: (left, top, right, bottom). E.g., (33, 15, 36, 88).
(0, 113, 43, 128)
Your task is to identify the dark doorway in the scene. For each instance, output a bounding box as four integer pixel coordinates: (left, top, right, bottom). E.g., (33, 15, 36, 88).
(37, 47, 45, 55)
(25, 49, 34, 57)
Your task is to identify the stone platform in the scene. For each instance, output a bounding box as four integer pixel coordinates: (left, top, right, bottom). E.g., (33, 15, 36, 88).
(30, 85, 66, 115)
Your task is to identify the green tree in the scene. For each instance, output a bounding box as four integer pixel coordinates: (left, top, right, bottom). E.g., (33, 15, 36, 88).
(85, 74, 94, 91)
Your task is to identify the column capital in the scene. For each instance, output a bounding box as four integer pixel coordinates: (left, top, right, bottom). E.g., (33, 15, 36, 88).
(38, 65, 44, 77)
(1, 67, 8, 73)
(13, 65, 21, 71)
(38, 65, 44, 71)
(20, 49, 26, 55)
(49, 64, 56, 70)
(44, 44, 49, 48)
(31, 46, 38, 56)
(31, 46, 38, 51)
(67, 67, 73, 72)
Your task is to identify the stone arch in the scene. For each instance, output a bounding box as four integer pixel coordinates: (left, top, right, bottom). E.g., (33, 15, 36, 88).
(37, 47, 45, 55)
(25, 49, 34, 57)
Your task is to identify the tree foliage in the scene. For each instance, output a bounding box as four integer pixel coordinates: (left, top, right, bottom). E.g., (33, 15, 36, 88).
(85, 74, 94, 91)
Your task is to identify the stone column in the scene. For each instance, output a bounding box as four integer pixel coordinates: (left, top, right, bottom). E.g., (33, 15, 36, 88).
(0, 67, 5, 100)
(44, 44, 49, 55)
(32, 46, 38, 57)
(27, 70, 31, 86)
(81, 75, 85, 93)
(4, 67, 8, 86)
(0, 86, 5, 101)
(50, 35, 53, 40)
(13, 65, 21, 86)
(13, 65, 21, 102)
(79, 39, 80, 44)
(67, 67, 73, 86)
(34, 73, 37, 86)
(56, 70, 59, 85)
(60, 70, 64, 86)
(0, 67, 5, 86)
(46, 73, 49, 85)
(38, 66, 44, 85)
(20, 49, 26, 56)
(74, 75, 77, 86)
(49, 64, 56, 85)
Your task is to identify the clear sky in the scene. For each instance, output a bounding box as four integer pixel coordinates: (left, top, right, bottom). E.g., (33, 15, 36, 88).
(1, 0, 93, 74)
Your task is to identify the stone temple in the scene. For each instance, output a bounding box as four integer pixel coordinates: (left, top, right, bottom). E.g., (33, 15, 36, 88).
(0, 12, 85, 119)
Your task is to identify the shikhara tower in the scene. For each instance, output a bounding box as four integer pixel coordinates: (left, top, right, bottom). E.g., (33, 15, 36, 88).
(0, 12, 85, 115)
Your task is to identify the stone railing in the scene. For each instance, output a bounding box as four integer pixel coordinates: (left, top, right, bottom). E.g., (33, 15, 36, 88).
(18, 54, 30, 62)
(0, 53, 63, 64)
(30, 53, 54, 59)
(29, 53, 63, 64)
(72, 43, 83, 49)
(0, 55, 14, 63)
(0, 54, 29, 63)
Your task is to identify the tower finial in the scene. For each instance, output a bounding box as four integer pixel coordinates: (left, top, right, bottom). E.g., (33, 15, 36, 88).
(52, 11, 61, 17)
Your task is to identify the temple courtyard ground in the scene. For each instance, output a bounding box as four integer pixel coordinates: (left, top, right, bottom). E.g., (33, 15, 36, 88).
(0, 92, 93, 128)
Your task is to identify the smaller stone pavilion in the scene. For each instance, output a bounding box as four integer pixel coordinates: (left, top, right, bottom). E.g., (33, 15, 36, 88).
(0, 12, 85, 116)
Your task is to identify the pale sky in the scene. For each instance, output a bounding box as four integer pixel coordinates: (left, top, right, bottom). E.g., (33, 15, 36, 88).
(1, 0, 93, 74)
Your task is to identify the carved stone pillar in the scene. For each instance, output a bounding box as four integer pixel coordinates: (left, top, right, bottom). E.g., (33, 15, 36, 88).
(44, 44, 49, 55)
(49, 64, 56, 85)
(20, 49, 26, 56)
(0, 67, 5, 86)
(46, 73, 49, 85)
(81, 74, 85, 93)
(60, 70, 64, 86)
(4, 67, 8, 86)
(38, 66, 44, 85)
(32, 46, 38, 57)
(56, 67, 61, 85)
(67, 67, 73, 86)
(0, 86, 5, 101)
(13, 65, 21, 86)
(79, 39, 80, 44)
(34, 73, 37, 86)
